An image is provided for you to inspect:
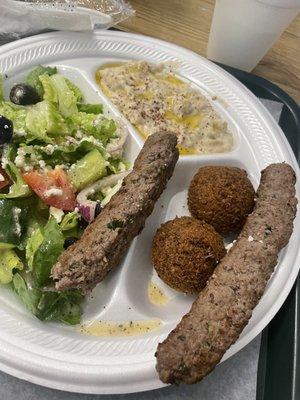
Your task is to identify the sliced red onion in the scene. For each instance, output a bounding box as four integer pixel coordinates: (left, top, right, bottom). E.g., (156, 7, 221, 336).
(107, 123, 128, 156)
(76, 202, 97, 223)
(76, 171, 130, 223)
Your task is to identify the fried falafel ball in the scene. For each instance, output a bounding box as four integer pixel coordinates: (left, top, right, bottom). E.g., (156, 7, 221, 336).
(188, 166, 255, 236)
(151, 216, 226, 294)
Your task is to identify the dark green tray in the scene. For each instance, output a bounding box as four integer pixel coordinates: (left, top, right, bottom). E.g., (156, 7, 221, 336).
(218, 63, 300, 400)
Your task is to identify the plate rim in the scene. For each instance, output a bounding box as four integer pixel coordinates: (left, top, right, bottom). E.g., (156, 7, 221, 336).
(0, 30, 299, 394)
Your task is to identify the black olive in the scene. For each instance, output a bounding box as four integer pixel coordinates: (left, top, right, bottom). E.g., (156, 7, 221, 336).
(95, 202, 102, 217)
(0, 115, 13, 144)
(10, 83, 40, 105)
(64, 237, 78, 249)
(78, 216, 89, 230)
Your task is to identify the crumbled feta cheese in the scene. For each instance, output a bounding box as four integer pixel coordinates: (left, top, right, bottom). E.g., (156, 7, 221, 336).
(30, 153, 38, 164)
(93, 115, 105, 126)
(75, 131, 84, 139)
(44, 188, 63, 197)
(65, 136, 77, 146)
(0, 173, 4, 182)
(42, 144, 56, 155)
(247, 235, 254, 242)
(39, 160, 46, 169)
(101, 180, 123, 206)
(1, 155, 9, 169)
(24, 165, 33, 172)
(74, 207, 79, 213)
(13, 207, 22, 237)
(259, 240, 263, 244)
(79, 136, 102, 147)
(225, 242, 234, 251)
(18, 147, 26, 156)
(55, 164, 68, 171)
(50, 206, 64, 223)
(15, 154, 26, 168)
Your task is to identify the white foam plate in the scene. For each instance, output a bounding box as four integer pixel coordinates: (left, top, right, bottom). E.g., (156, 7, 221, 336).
(0, 31, 299, 394)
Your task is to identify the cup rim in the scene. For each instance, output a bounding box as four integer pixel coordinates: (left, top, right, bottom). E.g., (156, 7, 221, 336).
(256, 0, 300, 9)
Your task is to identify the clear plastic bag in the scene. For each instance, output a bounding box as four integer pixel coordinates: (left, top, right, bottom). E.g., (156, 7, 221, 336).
(0, 0, 134, 39)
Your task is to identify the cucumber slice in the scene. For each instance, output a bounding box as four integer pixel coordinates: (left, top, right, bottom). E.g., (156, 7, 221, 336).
(68, 149, 107, 191)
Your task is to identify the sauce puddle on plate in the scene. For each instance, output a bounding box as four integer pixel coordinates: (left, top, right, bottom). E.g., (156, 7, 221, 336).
(79, 319, 162, 337)
(148, 281, 169, 306)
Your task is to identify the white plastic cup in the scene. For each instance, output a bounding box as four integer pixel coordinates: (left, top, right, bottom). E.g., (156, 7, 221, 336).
(207, 0, 300, 71)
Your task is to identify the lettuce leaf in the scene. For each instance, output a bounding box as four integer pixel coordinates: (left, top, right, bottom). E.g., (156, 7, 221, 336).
(77, 103, 103, 114)
(107, 158, 129, 174)
(39, 74, 58, 103)
(49, 74, 78, 117)
(26, 65, 57, 99)
(60, 211, 79, 231)
(0, 161, 31, 198)
(0, 75, 3, 102)
(19, 199, 49, 253)
(60, 212, 81, 240)
(0, 197, 35, 247)
(26, 227, 44, 270)
(13, 273, 40, 315)
(0, 243, 15, 250)
(39, 74, 80, 117)
(36, 290, 83, 324)
(0, 192, 46, 250)
(65, 78, 83, 103)
(25, 100, 68, 142)
(28, 217, 64, 287)
(13, 273, 83, 324)
(0, 102, 27, 137)
(0, 249, 23, 284)
(68, 112, 116, 145)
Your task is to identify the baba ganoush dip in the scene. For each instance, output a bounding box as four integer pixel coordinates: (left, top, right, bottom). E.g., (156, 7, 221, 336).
(96, 61, 234, 155)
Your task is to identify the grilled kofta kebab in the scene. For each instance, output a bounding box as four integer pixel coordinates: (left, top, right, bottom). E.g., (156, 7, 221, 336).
(156, 163, 297, 384)
(52, 132, 179, 293)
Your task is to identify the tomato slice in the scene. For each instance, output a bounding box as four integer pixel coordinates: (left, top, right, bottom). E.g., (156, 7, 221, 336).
(23, 168, 76, 211)
(0, 165, 11, 190)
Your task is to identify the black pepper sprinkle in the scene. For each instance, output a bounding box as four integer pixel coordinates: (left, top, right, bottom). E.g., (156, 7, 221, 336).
(177, 335, 186, 341)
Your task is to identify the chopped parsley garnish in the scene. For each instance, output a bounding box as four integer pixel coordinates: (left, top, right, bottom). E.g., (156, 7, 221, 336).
(107, 219, 124, 230)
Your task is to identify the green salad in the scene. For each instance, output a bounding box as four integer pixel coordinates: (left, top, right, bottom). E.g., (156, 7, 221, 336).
(0, 65, 129, 324)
